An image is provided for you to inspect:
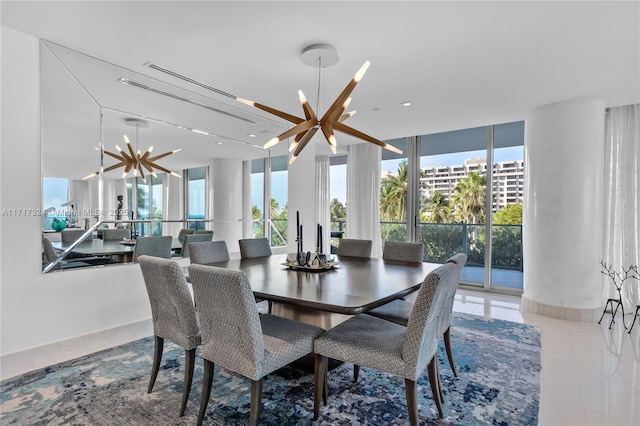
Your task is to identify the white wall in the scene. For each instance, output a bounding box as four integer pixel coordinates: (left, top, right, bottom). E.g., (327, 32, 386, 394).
(0, 27, 166, 378)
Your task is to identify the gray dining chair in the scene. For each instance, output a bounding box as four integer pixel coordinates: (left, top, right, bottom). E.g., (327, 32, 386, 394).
(336, 238, 372, 258)
(189, 240, 230, 265)
(177, 228, 195, 243)
(42, 237, 92, 270)
(313, 261, 458, 423)
(102, 228, 131, 241)
(195, 229, 214, 235)
(61, 228, 93, 243)
(367, 253, 467, 378)
(382, 241, 424, 263)
(238, 238, 272, 259)
(188, 264, 324, 426)
(178, 233, 214, 259)
(132, 236, 173, 262)
(138, 255, 201, 417)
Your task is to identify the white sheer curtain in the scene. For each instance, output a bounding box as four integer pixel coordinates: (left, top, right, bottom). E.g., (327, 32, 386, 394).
(602, 104, 640, 310)
(315, 155, 331, 253)
(347, 143, 382, 258)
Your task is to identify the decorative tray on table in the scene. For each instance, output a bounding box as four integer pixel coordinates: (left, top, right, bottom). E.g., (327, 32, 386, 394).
(282, 257, 339, 272)
(119, 239, 136, 245)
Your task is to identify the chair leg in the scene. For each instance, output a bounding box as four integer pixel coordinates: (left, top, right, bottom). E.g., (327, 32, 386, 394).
(435, 355, 444, 404)
(314, 354, 328, 420)
(180, 348, 196, 417)
(249, 378, 263, 426)
(443, 326, 457, 377)
(148, 336, 164, 393)
(197, 359, 215, 426)
(629, 305, 640, 334)
(353, 364, 360, 381)
(267, 300, 273, 314)
(404, 378, 419, 426)
(427, 355, 444, 418)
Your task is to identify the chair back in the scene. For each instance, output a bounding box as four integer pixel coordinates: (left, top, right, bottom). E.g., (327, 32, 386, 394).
(196, 229, 214, 235)
(138, 256, 200, 349)
(189, 240, 230, 265)
(188, 264, 264, 378)
(61, 229, 93, 243)
(102, 228, 131, 241)
(133, 236, 172, 262)
(437, 253, 467, 337)
(402, 261, 457, 379)
(177, 228, 195, 243)
(42, 237, 61, 270)
(383, 241, 424, 263)
(181, 233, 214, 259)
(336, 238, 372, 258)
(238, 238, 272, 259)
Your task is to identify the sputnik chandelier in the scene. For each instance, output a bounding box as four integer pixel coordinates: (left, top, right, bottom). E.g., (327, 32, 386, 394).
(84, 118, 181, 183)
(237, 44, 402, 163)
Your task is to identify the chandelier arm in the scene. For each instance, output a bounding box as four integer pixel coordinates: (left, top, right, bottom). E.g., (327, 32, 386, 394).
(148, 151, 178, 162)
(319, 64, 368, 123)
(137, 164, 147, 182)
(276, 120, 316, 142)
(144, 162, 173, 175)
(320, 122, 337, 150)
(237, 98, 304, 124)
(103, 162, 128, 173)
(333, 122, 403, 154)
(104, 150, 126, 161)
(292, 127, 319, 157)
(339, 111, 356, 122)
(299, 92, 318, 122)
(124, 138, 137, 160)
(123, 163, 135, 173)
(140, 148, 154, 162)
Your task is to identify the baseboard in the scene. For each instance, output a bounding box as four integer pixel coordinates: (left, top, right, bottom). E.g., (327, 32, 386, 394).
(521, 296, 601, 322)
(1, 319, 153, 381)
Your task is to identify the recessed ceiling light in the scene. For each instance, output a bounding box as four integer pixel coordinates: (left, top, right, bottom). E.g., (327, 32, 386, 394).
(373, 107, 380, 111)
(248, 134, 256, 138)
(400, 101, 411, 107)
(217, 142, 224, 145)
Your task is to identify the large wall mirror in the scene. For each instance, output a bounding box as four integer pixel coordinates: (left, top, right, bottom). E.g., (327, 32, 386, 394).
(41, 40, 289, 272)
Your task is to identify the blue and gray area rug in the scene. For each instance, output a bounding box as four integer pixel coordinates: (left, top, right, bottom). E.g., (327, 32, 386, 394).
(1, 313, 540, 425)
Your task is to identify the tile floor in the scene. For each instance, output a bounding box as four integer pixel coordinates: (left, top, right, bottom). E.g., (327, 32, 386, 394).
(451, 288, 640, 426)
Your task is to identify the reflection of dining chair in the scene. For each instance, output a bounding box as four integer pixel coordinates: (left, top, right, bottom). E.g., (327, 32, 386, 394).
(138, 255, 200, 417)
(42, 237, 92, 270)
(238, 238, 272, 259)
(188, 264, 324, 426)
(195, 229, 214, 235)
(336, 238, 372, 258)
(132, 236, 172, 262)
(178, 233, 214, 259)
(313, 262, 457, 423)
(102, 228, 131, 240)
(382, 241, 424, 263)
(189, 240, 229, 264)
(61, 228, 93, 243)
(367, 253, 467, 379)
(177, 228, 195, 243)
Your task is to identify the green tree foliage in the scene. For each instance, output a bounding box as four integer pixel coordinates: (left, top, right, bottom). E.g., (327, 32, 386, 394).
(423, 190, 451, 223)
(252, 205, 262, 220)
(493, 204, 522, 225)
(451, 172, 486, 224)
(380, 162, 408, 222)
(330, 198, 346, 223)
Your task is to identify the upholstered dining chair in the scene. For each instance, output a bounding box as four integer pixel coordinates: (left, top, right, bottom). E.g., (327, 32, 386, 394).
(336, 238, 372, 258)
(367, 253, 467, 378)
(42, 237, 92, 270)
(138, 255, 201, 417)
(382, 241, 424, 263)
(61, 228, 93, 243)
(195, 229, 214, 235)
(189, 240, 230, 265)
(238, 237, 272, 259)
(102, 228, 131, 240)
(132, 236, 173, 262)
(313, 262, 457, 423)
(188, 264, 325, 426)
(178, 233, 214, 259)
(177, 228, 195, 243)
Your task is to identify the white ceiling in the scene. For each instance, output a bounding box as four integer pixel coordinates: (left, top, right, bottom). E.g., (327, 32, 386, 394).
(2, 1, 639, 180)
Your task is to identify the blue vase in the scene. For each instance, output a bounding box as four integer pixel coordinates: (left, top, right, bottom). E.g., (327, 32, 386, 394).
(52, 219, 67, 232)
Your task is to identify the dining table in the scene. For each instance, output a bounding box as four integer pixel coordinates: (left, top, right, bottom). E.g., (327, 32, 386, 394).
(190, 253, 439, 330)
(51, 238, 182, 263)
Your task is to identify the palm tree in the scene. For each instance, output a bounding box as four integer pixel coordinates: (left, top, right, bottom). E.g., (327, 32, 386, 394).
(451, 172, 486, 224)
(424, 190, 451, 223)
(380, 162, 408, 222)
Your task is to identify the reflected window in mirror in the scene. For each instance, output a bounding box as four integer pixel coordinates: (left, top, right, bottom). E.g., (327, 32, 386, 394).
(188, 166, 206, 231)
(43, 177, 69, 231)
(127, 174, 164, 237)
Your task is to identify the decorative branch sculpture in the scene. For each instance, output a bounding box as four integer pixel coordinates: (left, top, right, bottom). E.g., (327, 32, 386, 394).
(598, 261, 639, 329)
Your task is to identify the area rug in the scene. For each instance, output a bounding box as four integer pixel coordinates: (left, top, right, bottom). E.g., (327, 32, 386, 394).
(0, 313, 540, 425)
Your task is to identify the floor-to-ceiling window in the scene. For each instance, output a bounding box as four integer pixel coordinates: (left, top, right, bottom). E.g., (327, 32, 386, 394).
(187, 166, 206, 230)
(250, 158, 265, 239)
(329, 155, 347, 253)
(380, 138, 409, 244)
(251, 155, 288, 247)
(128, 174, 163, 236)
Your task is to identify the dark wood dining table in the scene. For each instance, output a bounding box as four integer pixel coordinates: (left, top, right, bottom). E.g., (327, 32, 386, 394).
(194, 254, 438, 328)
(51, 238, 182, 262)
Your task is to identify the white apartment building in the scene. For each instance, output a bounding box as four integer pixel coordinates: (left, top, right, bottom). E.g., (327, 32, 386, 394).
(421, 158, 525, 211)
